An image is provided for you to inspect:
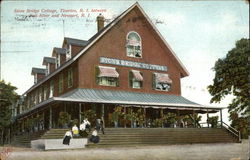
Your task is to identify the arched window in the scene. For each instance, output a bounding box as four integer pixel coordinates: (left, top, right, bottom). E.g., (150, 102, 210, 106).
(126, 31, 142, 58)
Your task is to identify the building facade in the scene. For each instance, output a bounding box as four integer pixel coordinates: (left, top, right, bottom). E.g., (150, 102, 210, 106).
(13, 3, 222, 134)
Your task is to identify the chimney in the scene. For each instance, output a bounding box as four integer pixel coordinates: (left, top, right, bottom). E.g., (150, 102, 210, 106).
(96, 14, 104, 32)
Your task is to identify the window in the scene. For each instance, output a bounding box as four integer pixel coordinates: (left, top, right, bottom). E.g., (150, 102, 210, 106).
(34, 91, 38, 105)
(67, 68, 73, 88)
(34, 74, 38, 84)
(44, 85, 47, 100)
(97, 66, 119, 87)
(153, 73, 172, 91)
(39, 88, 42, 103)
(126, 31, 142, 58)
(59, 74, 64, 93)
(129, 70, 143, 89)
(66, 45, 71, 61)
(31, 94, 34, 106)
(56, 54, 60, 68)
(49, 81, 54, 98)
(99, 77, 117, 86)
(46, 64, 50, 76)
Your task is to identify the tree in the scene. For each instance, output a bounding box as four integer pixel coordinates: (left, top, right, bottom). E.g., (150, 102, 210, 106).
(208, 38, 250, 137)
(0, 80, 19, 145)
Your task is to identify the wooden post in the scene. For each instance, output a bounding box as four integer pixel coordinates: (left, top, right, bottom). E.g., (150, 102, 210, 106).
(64, 103, 66, 112)
(144, 107, 146, 128)
(193, 110, 196, 128)
(79, 103, 82, 123)
(102, 104, 105, 128)
(206, 109, 209, 128)
(49, 106, 52, 129)
(161, 108, 164, 128)
(131, 107, 133, 128)
(220, 109, 223, 128)
(124, 106, 126, 128)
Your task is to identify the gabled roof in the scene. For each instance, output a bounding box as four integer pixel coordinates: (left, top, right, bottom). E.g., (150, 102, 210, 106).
(42, 57, 56, 65)
(24, 2, 189, 95)
(53, 47, 66, 55)
(64, 37, 88, 47)
(31, 67, 46, 75)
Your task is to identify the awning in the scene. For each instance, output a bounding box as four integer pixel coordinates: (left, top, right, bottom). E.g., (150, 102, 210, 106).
(155, 73, 172, 84)
(132, 70, 143, 81)
(98, 66, 119, 78)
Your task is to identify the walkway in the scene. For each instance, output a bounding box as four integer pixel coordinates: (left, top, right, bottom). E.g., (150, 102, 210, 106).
(3, 139, 250, 160)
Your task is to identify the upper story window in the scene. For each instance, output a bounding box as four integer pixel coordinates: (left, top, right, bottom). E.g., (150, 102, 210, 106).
(34, 91, 38, 105)
(59, 74, 64, 93)
(126, 31, 142, 58)
(39, 88, 43, 103)
(44, 85, 47, 100)
(56, 54, 60, 69)
(67, 68, 73, 88)
(66, 45, 71, 61)
(49, 80, 54, 98)
(34, 74, 38, 84)
(97, 66, 119, 87)
(46, 64, 50, 76)
(153, 73, 172, 91)
(129, 70, 143, 89)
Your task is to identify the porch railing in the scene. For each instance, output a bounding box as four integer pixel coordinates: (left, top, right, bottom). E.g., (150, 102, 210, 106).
(220, 121, 241, 142)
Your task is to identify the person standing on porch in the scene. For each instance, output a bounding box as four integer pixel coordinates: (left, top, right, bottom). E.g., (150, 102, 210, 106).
(96, 119, 105, 134)
(83, 118, 91, 132)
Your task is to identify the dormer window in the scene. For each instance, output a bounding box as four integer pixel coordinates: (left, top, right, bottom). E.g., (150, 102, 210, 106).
(56, 54, 60, 68)
(126, 31, 142, 58)
(34, 74, 38, 84)
(66, 45, 71, 61)
(46, 64, 50, 76)
(153, 73, 172, 91)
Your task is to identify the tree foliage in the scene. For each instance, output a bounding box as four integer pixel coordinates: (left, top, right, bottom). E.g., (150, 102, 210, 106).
(0, 80, 19, 144)
(0, 80, 19, 129)
(208, 38, 250, 116)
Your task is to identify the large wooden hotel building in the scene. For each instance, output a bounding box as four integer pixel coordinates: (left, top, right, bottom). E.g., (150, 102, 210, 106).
(12, 3, 240, 146)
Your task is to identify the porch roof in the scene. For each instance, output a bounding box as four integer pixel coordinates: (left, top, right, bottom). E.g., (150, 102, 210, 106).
(16, 89, 224, 119)
(57, 89, 222, 110)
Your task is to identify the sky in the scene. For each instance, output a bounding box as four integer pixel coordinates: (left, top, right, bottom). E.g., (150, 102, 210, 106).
(1, 1, 249, 123)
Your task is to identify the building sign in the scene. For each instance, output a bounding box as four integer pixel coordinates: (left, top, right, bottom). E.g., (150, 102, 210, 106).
(99, 57, 167, 71)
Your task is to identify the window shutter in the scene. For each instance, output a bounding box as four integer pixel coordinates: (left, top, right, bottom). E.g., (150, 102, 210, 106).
(152, 73, 156, 90)
(95, 66, 100, 85)
(129, 71, 132, 88)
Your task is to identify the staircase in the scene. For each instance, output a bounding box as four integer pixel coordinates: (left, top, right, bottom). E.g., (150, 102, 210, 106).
(11, 130, 46, 147)
(40, 129, 68, 139)
(11, 128, 239, 148)
(87, 128, 239, 147)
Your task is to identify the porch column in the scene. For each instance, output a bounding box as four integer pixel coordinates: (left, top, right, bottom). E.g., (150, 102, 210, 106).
(161, 108, 164, 128)
(192, 110, 196, 128)
(206, 109, 209, 128)
(42, 111, 45, 130)
(101, 104, 105, 128)
(124, 106, 126, 128)
(220, 109, 223, 128)
(144, 107, 146, 128)
(49, 106, 52, 129)
(79, 103, 82, 123)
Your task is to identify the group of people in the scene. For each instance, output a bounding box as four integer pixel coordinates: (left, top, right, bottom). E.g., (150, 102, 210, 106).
(63, 118, 104, 145)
